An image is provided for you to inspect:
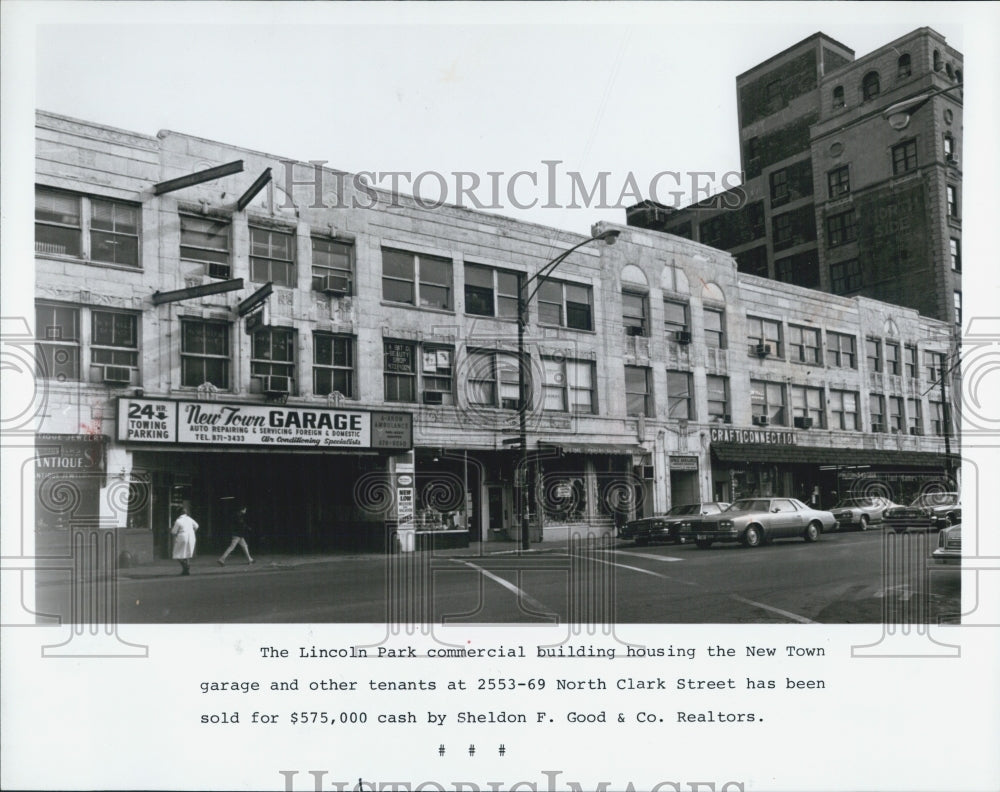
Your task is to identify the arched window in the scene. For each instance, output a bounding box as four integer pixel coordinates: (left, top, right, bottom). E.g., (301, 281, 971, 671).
(933, 50, 942, 71)
(897, 54, 911, 79)
(862, 71, 880, 101)
(832, 85, 845, 108)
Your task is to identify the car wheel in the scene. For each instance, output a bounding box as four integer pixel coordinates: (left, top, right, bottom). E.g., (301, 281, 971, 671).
(742, 525, 762, 548)
(695, 539, 713, 549)
(803, 521, 821, 542)
(858, 515, 869, 532)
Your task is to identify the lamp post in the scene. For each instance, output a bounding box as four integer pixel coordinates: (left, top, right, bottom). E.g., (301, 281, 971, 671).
(883, 82, 963, 130)
(516, 226, 621, 550)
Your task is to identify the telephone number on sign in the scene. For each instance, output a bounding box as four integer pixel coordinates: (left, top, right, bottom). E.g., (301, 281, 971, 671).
(290, 711, 368, 725)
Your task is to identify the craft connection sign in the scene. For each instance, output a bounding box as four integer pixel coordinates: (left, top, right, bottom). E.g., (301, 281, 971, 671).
(117, 398, 412, 450)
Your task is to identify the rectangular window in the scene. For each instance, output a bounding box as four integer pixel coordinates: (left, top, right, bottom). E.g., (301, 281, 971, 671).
(954, 291, 962, 326)
(464, 264, 521, 319)
(250, 226, 296, 287)
(384, 342, 455, 404)
(91, 311, 138, 367)
(866, 337, 883, 373)
(905, 344, 918, 379)
(791, 385, 824, 428)
(885, 341, 901, 375)
(667, 370, 693, 420)
(907, 398, 923, 434)
(313, 334, 355, 398)
(889, 396, 904, 432)
(830, 389, 859, 430)
(382, 248, 453, 310)
(946, 185, 959, 218)
(625, 366, 652, 417)
(663, 299, 689, 336)
(311, 238, 354, 295)
(950, 238, 961, 271)
(89, 198, 140, 267)
(751, 379, 786, 425)
(704, 307, 726, 349)
(251, 327, 296, 387)
(773, 213, 792, 247)
(826, 211, 857, 248)
(467, 349, 521, 410)
(35, 302, 81, 381)
(35, 189, 82, 257)
(537, 279, 593, 331)
(892, 140, 918, 175)
(830, 258, 862, 294)
(770, 169, 789, 207)
(421, 346, 455, 405)
(826, 331, 856, 368)
(788, 324, 821, 363)
(707, 375, 729, 421)
(543, 358, 595, 414)
(181, 319, 230, 389)
(180, 214, 231, 279)
(827, 166, 850, 198)
(36, 187, 140, 267)
(746, 316, 782, 357)
(622, 290, 648, 336)
(929, 399, 949, 436)
(384, 341, 417, 403)
(870, 394, 886, 432)
(925, 350, 946, 382)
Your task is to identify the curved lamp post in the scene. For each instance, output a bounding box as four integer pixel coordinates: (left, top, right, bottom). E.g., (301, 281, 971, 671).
(883, 82, 963, 130)
(516, 226, 620, 550)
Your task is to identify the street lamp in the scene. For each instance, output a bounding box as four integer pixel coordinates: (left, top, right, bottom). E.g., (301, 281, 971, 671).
(883, 82, 963, 131)
(516, 225, 621, 550)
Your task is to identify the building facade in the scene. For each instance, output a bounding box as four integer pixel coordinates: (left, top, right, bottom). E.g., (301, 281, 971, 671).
(33, 111, 954, 563)
(627, 27, 963, 328)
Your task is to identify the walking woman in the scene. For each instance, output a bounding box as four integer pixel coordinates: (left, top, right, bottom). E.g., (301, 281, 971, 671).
(171, 504, 199, 576)
(218, 504, 255, 566)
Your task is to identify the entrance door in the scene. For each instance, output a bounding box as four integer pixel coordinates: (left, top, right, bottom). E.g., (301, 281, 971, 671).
(670, 470, 699, 505)
(487, 485, 510, 540)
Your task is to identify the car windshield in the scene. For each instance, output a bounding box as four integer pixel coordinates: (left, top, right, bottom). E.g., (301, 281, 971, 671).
(726, 499, 771, 513)
(666, 504, 702, 516)
(909, 493, 958, 508)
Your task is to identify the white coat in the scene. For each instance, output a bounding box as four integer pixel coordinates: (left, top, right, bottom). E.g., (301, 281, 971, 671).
(171, 513, 199, 559)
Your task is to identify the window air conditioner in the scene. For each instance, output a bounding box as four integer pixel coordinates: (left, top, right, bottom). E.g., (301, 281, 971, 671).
(319, 274, 350, 296)
(422, 391, 444, 405)
(722, 414, 732, 423)
(263, 375, 291, 395)
(102, 365, 132, 385)
(909, 427, 923, 436)
(754, 343, 772, 357)
(674, 330, 692, 344)
(872, 423, 885, 433)
(626, 325, 646, 337)
(793, 416, 813, 429)
(752, 414, 769, 426)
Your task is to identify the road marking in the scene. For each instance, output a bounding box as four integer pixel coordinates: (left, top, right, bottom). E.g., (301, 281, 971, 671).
(729, 594, 816, 624)
(453, 559, 551, 612)
(599, 550, 683, 562)
(569, 552, 699, 587)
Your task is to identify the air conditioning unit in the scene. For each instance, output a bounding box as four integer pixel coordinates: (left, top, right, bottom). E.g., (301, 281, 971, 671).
(722, 414, 732, 424)
(909, 427, 923, 436)
(626, 325, 646, 337)
(319, 274, 350, 296)
(891, 427, 901, 433)
(754, 343, 772, 357)
(872, 423, 885, 433)
(752, 414, 769, 426)
(674, 330, 692, 344)
(262, 375, 291, 395)
(422, 391, 444, 405)
(793, 416, 813, 429)
(102, 365, 131, 385)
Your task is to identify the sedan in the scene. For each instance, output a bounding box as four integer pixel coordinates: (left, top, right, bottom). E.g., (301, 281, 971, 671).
(884, 492, 961, 533)
(830, 496, 897, 531)
(679, 497, 837, 549)
(620, 502, 730, 545)
(932, 523, 962, 565)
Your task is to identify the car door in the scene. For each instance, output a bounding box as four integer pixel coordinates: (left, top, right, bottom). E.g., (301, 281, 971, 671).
(769, 499, 801, 538)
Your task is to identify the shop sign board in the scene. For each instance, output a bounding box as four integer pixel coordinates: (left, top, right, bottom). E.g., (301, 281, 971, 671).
(668, 455, 699, 470)
(709, 427, 797, 445)
(117, 398, 412, 450)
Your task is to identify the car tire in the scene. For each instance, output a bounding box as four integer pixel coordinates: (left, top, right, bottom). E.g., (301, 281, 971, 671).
(803, 521, 821, 542)
(742, 525, 762, 548)
(858, 515, 869, 532)
(695, 539, 713, 549)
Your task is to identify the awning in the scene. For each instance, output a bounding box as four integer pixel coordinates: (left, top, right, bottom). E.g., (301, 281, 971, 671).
(711, 443, 950, 468)
(538, 441, 646, 457)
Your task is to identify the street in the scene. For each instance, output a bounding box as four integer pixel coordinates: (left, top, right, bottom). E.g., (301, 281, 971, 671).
(34, 528, 961, 625)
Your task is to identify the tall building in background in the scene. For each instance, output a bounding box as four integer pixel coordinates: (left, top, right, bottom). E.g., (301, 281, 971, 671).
(628, 27, 963, 328)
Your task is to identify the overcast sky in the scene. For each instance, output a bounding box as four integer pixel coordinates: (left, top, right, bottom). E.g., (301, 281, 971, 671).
(14, 2, 980, 236)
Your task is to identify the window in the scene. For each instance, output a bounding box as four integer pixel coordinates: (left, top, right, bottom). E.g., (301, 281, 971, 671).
(791, 385, 824, 428)
(625, 366, 652, 417)
(746, 136, 759, 162)
(466, 348, 520, 409)
(421, 345, 455, 404)
(746, 316, 782, 357)
(897, 54, 911, 79)
(954, 291, 962, 326)
(700, 217, 722, 246)
(830, 259, 862, 294)
(537, 279, 593, 331)
(622, 290, 648, 336)
(667, 370, 693, 420)
(251, 327, 296, 386)
(765, 79, 783, 110)
(181, 319, 230, 389)
(862, 71, 880, 101)
(826, 331, 857, 368)
(543, 357, 595, 414)
(663, 299, 689, 336)
(826, 211, 857, 247)
(946, 185, 959, 219)
(889, 396, 904, 432)
(933, 50, 942, 71)
(35, 303, 80, 381)
(382, 248, 453, 310)
(35, 187, 140, 267)
(788, 324, 821, 363)
(832, 85, 845, 108)
(866, 337, 883, 373)
(250, 226, 295, 287)
(311, 238, 354, 295)
(770, 169, 789, 207)
(773, 213, 792, 248)
(464, 264, 521, 319)
(91, 311, 138, 368)
(384, 341, 417, 403)
(925, 350, 945, 382)
(751, 379, 786, 425)
(703, 307, 726, 349)
(885, 341, 901, 375)
(830, 389, 859, 430)
(943, 133, 955, 160)
(892, 140, 918, 175)
(180, 214, 231, 279)
(870, 394, 886, 432)
(904, 344, 918, 379)
(929, 398, 949, 436)
(827, 166, 850, 198)
(950, 238, 961, 271)
(706, 375, 730, 421)
(907, 398, 923, 434)
(313, 334, 355, 398)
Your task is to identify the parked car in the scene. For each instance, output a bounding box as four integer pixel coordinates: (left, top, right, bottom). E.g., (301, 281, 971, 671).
(931, 523, 962, 564)
(620, 502, 730, 545)
(884, 492, 961, 533)
(679, 497, 837, 549)
(830, 496, 897, 531)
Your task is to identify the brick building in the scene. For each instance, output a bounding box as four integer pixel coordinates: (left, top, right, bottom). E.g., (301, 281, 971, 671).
(627, 27, 963, 327)
(33, 111, 954, 563)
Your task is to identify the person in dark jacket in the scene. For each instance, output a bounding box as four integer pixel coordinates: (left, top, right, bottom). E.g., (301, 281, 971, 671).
(217, 505, 255, 566)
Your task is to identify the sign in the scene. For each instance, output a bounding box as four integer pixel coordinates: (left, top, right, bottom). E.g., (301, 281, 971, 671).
(709, 427, 797, 445)
(668, 455, 699, 470)
(117, 398, 412, 450)
(384, 342, 414, 373)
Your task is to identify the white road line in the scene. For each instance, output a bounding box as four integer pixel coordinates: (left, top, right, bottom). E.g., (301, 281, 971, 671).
(599, 550, 683, 562)
(453, 559, 551, 612)
(729, 594, 816, 624)
(570, 552, 699, 587)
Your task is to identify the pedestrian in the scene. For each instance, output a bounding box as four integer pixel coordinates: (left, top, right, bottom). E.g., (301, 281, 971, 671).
(810, 485, 821, 508)
(171, 504, 199, 576)
(218, 504, 255, 566)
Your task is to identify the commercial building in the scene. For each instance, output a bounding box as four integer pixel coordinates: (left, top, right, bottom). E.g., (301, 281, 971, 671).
(33, 111, 954, 563)
(627, 27, 963, 327)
